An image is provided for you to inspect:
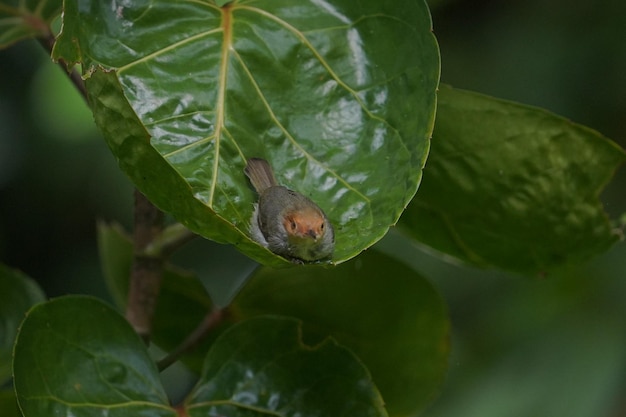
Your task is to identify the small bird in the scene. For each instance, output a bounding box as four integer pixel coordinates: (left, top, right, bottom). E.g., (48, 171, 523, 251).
(244, 158, 334, 263)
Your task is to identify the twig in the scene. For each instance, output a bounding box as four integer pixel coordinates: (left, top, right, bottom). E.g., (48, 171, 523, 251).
(144, 222, 198, 258)
(157, 307, 226, 371)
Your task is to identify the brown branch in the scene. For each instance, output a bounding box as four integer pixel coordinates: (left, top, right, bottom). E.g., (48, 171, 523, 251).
(157, 307, 227, 371)
(125, 190, 165, 343)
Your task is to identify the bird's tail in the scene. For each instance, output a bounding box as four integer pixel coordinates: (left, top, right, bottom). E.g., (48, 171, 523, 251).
(244, 158, 278, 192)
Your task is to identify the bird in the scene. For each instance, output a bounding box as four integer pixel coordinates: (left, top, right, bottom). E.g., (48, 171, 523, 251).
(244, 157, 334, 263)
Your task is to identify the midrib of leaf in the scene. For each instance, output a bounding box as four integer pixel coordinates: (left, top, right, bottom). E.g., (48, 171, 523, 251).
(208, 5, 233, 206)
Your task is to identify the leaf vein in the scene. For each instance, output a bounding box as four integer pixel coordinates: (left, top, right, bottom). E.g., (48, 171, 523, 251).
(117, 28, 223, 73)
(231, 47, 370, 203)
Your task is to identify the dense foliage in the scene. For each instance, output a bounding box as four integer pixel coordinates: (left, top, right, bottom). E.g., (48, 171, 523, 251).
(1, 0, 625, 416)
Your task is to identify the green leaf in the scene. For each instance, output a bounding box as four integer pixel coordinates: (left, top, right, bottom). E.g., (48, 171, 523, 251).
(0, 0, 62, 49)
(0, 264, 45, 384)
(400, 84, 626, 274)
(230, 250, 449, 416)
(53, 0, 440, 265)
(0, 389, 20, 417)
(185, 316, 388, 417)
(13, 296, 176, 417)
(96, 221, 133, 307)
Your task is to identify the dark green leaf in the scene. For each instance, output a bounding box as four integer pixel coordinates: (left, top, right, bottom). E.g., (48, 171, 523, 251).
(96, 221, 133, 307)
(0, 390, 20, 417)
(0, 0, 62, 49)
(400, 84, 626, 274)
(13, 296, 176, 417)
(0, 264, 45, 383)
(185, 316, 388, 417)
(230, 250, 449, 416)
(53, 0, 439, 265)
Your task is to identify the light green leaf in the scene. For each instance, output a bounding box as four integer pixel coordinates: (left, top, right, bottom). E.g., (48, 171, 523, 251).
(13, 296, 176, 417)
(0, 264, 45, 383)
(400, 84, 626, 274)
(0, 0, 62, 49)
(53, 0, 440, 265)
(231, 250, 449, 416)
(185, 316, 388, 417)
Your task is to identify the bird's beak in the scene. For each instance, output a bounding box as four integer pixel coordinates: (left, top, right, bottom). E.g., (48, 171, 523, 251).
(306, 229, 319, 240)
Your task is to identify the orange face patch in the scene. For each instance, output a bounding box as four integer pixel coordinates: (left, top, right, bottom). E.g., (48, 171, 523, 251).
(283, 208, 325, 240)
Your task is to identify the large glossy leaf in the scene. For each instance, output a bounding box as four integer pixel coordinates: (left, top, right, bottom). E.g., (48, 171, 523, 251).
(53, 0, 440, 265)
(0, 0, 62, 49)
(399, 84, 626, 275)
(13, 296, 176, 417)
(185, 316, 388, 417)
(231, 250, 449, 417)
(0, 264, 45, 383)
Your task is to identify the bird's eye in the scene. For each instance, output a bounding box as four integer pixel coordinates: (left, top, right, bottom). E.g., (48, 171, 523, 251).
(320, 222, 324, 230)
(290, 220, 297, 230)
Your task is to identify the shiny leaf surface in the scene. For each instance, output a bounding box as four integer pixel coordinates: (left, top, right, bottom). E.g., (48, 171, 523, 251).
(0, 264, 45, 383)
(231, 250, 449, 416)
(0, 0, 61, 48)
(400, 84, 626, 274)
(13, 296, 176, 417)
(185, 316, 388, 417)
(53, 0, 439, 265)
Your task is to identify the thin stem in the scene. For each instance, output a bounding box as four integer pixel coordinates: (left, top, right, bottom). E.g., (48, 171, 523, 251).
(157, 307, 227, 371)
(144, 222, 198, 258)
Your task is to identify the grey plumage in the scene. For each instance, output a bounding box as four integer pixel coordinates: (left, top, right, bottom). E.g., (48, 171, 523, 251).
(244, 158, 334, 263)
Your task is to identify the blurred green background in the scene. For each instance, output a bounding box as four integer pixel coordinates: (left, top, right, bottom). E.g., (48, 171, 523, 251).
(1, 0, 625, 416)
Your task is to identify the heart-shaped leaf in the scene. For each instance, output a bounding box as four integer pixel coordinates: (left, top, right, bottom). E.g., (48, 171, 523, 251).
(185, 316, 388, 417)
(13, 296, 176, 417)
(230, 250, 449, 416)
(0, 264, 45, 383)
(53, 0, 440, 265)
(0, 0, 62, 49)
(400, 84, 626, 274)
